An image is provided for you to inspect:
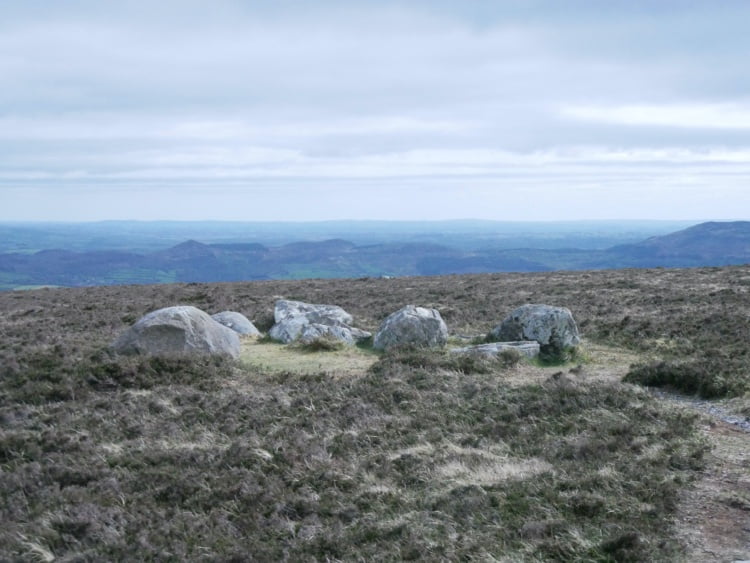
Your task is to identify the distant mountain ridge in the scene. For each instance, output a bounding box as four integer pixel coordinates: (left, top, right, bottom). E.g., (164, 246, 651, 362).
(1, 221, 748, 289)
(606, 221, 750, 267)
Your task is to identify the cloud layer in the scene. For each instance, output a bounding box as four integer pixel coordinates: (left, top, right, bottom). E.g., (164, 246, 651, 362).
(2, 1, 749, 220)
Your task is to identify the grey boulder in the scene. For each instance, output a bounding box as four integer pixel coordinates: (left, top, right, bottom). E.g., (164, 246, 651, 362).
(112, 305, 241, 359)
(298, 323, 372, 345)
(269, 300, 370, 345)
(211, 311, 260, 336)
(274, 299, 353, 326)
(373, 305, 448, 351)
(489, 304, 580, 355)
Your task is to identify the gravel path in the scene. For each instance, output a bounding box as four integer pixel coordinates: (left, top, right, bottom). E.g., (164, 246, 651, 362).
(651, 389, 750, 432)
(653, 388, 750, 561)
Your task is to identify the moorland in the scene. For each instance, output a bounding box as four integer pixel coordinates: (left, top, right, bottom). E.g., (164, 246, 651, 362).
(2, 265, 750, 560)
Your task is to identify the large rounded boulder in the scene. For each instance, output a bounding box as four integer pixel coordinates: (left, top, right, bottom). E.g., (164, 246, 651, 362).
(488, 304, 580, 357)
(112, 305, 241, 359)
(211, 311, 261, 336)
(373, 305, 448, 351)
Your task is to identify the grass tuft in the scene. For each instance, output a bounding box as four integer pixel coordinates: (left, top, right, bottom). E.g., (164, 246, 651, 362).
(292, 336, 346, 353)
(624, 359, 747, 398)
(371, 346, 522, 376)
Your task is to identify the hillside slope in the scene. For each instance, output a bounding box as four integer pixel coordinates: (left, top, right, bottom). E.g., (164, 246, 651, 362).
(1, 266, 749, 560)
(606, 221, 750, 267)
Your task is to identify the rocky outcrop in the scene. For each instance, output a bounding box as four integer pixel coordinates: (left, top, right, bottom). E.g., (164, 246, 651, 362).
(450, 341, 540, 359)
(211, 311, 260, 336)
(488, 304, 579, 356)
(111, 305, 241, 358)
(373, 305, 448, 351)
(268, 300, 371, 345)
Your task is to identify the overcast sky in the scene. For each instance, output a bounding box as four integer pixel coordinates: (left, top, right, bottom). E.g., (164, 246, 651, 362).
(2, 0, 750, 221)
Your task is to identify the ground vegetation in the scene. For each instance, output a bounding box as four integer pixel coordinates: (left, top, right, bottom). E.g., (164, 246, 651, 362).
(1, 265, 749, 560)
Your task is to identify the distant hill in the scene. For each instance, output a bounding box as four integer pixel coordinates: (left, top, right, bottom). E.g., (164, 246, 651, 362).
(1, 221, 749, 289)
(605, 221, 750, 267)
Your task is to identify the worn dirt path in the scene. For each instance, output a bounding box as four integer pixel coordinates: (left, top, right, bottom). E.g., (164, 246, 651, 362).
(672, 412, 750, 562)
(568, 343, 750, 562)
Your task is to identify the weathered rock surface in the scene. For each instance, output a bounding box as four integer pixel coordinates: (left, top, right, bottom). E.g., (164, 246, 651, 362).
(373, 305, 448, 351)
(489, 304, 580, 354)
(450, 341, 540, 359)
(112, 305, 241, 358)
(211, 311, 260, 336)
(269, 300, 370, 345)
(298, 323, 372, 345)
(274, 299, 353, 326)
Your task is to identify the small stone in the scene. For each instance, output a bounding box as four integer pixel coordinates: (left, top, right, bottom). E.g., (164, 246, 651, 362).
(211, 311, 261, 336)
(450, 341, 540, 359)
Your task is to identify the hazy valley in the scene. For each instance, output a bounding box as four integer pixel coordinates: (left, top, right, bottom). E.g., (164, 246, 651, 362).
(2, 219, 748, 290)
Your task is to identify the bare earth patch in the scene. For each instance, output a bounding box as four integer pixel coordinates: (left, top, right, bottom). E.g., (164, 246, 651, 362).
(675, 418, 750, 562)
(495, 340, 641, 388)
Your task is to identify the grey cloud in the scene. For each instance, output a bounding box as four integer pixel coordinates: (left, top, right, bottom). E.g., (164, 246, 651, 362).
(1, 1, 749, 221)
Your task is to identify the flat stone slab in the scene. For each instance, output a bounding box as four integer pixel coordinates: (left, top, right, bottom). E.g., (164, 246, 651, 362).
(450, 341, 540, 359)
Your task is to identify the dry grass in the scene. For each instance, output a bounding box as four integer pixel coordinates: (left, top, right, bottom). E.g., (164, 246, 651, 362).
(239, 340, 378, 378)
(434, 454, 553, 486)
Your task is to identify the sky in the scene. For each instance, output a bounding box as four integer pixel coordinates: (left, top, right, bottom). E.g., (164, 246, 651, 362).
(2, 0, 750, 222)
